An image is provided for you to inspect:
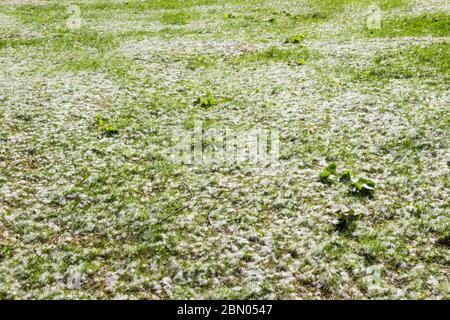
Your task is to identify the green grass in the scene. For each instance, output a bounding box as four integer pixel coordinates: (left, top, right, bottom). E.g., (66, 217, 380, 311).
(232, 46, 318, 66)
(369, 14, 450, 37)
(9, 3, 65, 26)
(0, 37, 43, 49)
(80, 0, 226, 11)
(185, 55, 217, 70)
(306, 0, 409, 15)
(0, 0, 449, 300)
(160, 11, 199, 25)
(352, 42, 450, 82)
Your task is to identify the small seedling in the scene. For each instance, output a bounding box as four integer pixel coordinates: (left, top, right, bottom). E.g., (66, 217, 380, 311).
(326, 163, 337, 173)
(319, 171, 332, 181)
(94, 114, 119, 136)
(319, 163, 337, 182)
(95, 114, 104, 127)
(103, 124, 119, 136)
(351, 177, 376, 196)
(339, 169, 352, 182)
(224, 13, 236, 19)
(285, 34, 306, 44)
(318, 165, 377, 197)
(297, 58, 306, 65)
(334, 209, 361, 231)
(194, 95, 217, 108)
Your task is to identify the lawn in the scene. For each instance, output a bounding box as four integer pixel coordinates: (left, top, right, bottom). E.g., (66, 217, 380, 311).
(0, 0, 449, 299)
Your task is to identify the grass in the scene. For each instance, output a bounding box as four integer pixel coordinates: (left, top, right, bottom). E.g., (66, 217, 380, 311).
(0, 0, 449, 300)
(81, 0, 226, 11)
(352, 42, 450, 82)
(306, 0, 409, 15)
(368, 14, 450, 37)
(0, 37, 42, 49)
(160, 11, 199, 25)
(233, 46, 316, 65)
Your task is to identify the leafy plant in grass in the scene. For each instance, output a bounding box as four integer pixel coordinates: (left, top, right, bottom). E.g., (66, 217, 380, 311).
(333, 209, 361, 232)
(351, 177, 376, 197)
(319, 165, 377, 196)
(95, 114, 119, 136)
(339, 169, 352, 182)
(319, 163, 337, 182)
(95, 114, 105, 127)
(223, 13, 236, 19)
(194, 95, 217, 109)
(103, 124, 119, 136)
(285, 34, 306, 44)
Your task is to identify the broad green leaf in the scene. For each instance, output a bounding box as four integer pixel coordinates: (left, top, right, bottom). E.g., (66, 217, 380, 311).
(354, 181, 363, 191)
(285, 34, 306, 44)
(319, 171, 331, 180)
(340, 169, 351, 181)
(325, 163, 337, 174)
